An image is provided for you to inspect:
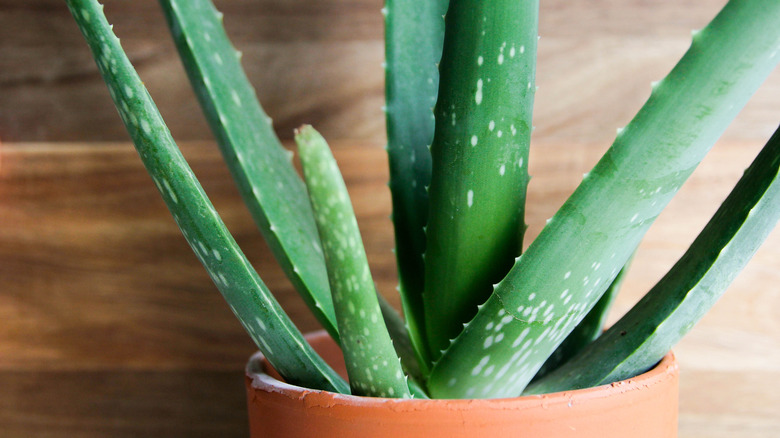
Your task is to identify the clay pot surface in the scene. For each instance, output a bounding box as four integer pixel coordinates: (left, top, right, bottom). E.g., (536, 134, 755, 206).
(245, 331, 678, 438)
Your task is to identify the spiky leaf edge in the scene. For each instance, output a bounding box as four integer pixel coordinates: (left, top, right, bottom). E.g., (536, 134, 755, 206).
(66, 0, 348, 394)
(427, 0, 780, 398)
(423, 0, 538, 361)
(527, 124, 780, 393)
(384, 0, 450, 374)
(158, 0, 340, 341)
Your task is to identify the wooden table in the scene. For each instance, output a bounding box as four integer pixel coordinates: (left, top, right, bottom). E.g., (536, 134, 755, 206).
(1, 140, 778, 437)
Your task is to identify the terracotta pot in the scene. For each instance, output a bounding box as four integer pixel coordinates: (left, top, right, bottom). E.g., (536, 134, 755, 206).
(245, 331, 678, 438)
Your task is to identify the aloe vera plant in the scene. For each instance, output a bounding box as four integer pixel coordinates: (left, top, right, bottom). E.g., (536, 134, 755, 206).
(67, 0, 780, 401)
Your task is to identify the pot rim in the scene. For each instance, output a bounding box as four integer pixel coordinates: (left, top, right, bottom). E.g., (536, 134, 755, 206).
(245, 330, 678, 407)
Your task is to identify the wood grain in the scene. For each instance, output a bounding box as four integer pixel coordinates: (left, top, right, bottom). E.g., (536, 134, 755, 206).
(1, 0, 777, 143)
(0, 141, 397, 370)
(1, 139, 778, 436)
(0, 370, 249, 437)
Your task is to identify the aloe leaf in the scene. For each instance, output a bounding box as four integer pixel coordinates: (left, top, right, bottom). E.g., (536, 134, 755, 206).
(378, 291, 423, 382)
(65, 0, 348, 394)
(427, 0, 780, 399)
(527, 125, 780, 393)
(377, 293, 426, 396)
(296, 126, 411, 398)
(158, 0, 339, 341)
(423, 0, 538, 361)
(533, 257, 631, 379)
(384, 0, 449, 373)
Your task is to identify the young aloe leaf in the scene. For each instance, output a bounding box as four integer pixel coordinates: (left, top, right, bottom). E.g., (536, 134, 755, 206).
(533, 257, 631, 379)
(527, 125, 780, 394)
(423, 0, 538, 361)
(296, 126, 411, 398)
(384, 0, 449, 374)
(427, 0, 780, 399)
(65, 0, 348, 394)
(158, 0, 339, 342)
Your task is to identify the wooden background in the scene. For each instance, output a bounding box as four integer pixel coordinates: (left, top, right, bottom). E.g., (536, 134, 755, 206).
(1, 0, 779, 436)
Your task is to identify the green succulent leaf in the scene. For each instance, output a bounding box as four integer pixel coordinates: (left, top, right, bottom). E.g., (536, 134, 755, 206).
(527, 124, 780, 393)
(378, 292, 424, 383)
(65, 0, 348, 394)
(158, 0, 340, 341)
(532, 257, 631, 379)
(427, 0, 780, 399)
(423, 0, 538, 362)
(296, 126, 411, 399)
(384, 0, 449, 374)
